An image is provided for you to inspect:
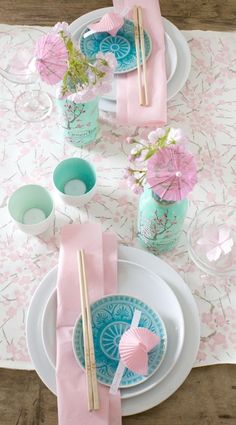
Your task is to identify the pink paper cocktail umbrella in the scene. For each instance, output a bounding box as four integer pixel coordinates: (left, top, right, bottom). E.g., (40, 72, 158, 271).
(147, 144, 197, 201)
(119, 327, 160, 376)
(35, 33, 68, 85)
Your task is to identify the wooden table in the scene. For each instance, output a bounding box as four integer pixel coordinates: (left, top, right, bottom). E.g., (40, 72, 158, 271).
(0, 1, 236, 424)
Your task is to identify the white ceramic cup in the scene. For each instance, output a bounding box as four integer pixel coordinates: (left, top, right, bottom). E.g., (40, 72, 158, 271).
(53, 157, 97, 207)
(8, 184, 55, 236)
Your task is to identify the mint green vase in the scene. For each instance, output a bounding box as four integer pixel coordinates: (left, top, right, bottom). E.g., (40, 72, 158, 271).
(57, 96, 100, 147)
(137, 189, 188, 253)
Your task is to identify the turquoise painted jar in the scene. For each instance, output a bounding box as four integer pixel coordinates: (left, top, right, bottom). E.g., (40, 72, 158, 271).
(57, 96, 100, 147)
(137, 189, 188, 253)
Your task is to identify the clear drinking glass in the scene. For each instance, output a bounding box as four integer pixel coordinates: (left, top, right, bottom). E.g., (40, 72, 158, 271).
(0, 27, 52, 122)
(187, 204, 236, 304)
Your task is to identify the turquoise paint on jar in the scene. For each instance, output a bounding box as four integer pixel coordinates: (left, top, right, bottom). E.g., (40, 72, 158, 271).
(137, 189, 188, 253)
(57, 96, 99, 147)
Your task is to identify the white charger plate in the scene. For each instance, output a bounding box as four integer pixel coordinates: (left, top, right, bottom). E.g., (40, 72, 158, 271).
(26, 246, 200, 416)
(41, 258, 184, 398)
(69, 7, 191, 111)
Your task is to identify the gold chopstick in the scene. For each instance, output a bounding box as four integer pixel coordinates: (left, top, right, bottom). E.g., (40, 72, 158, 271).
(133, 6, 145, 106)
(76, 250, 100, 411)
(137, 6, 149, 106)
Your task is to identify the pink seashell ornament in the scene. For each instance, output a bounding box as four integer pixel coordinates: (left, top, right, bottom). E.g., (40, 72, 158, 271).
(119, 327, 160, 376)
(88, 12, 124, 36)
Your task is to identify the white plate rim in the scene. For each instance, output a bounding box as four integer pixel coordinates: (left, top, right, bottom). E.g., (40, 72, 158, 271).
(41, 257, 184, 399)
(69, 7, 191, 106)
(26, 246, 200, 416)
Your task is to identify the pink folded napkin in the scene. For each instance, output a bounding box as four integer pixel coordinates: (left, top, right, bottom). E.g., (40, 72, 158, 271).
(56, 222, 121, 425)
(113, 0, 167, 127)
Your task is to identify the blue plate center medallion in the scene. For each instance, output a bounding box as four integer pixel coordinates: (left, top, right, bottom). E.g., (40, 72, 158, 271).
(100, 35, 131, 59)
(100, 321, 129, 360)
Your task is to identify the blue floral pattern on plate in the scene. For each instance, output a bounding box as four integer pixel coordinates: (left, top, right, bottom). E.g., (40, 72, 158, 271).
(79, 19, 152, 74)
(73, 295, 167, 388)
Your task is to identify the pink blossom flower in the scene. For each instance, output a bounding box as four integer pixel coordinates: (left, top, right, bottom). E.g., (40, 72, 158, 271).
(197, 350, 207, 362)
(201, 312, 212, 325)
(126, 137, 134, 144)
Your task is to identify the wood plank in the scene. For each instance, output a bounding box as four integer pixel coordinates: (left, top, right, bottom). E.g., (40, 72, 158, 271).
(0, 0, 236, 30)
(0, 365, 236, 425)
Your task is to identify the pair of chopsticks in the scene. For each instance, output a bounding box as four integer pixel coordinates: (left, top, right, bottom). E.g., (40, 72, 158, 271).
(76, 249, 99, 411)
(133, 6, 149, 106)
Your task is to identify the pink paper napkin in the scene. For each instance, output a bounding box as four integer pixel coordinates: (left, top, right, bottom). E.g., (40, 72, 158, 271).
(56, 222, 121, 425)
(113, 0, 167, 127)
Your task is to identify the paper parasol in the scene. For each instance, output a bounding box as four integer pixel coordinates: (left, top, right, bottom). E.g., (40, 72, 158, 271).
(147, 144, 197, 201)
(119, 327, 160, 376)
(35, 33, 68, 85)
(85, 12, 124, 38)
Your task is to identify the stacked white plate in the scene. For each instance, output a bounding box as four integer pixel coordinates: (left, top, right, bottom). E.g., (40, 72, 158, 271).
(26, 10, 196, 415)
(26, 246, 200, 416)
(68, 7, 192, 112)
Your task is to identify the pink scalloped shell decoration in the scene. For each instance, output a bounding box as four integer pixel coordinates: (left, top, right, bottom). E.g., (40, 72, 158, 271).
(88, 12, 124, 36)
(119, 327, 160, 376)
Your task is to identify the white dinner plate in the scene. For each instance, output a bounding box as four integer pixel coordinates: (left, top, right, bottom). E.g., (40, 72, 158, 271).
(69, 8, 191, 111)
(26, 246, 200, 416)
(74, 21, 176, 84)
(41, 258, 184, 399)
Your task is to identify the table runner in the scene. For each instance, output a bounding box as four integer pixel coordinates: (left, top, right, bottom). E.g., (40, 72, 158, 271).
(0, 24, 236, 370)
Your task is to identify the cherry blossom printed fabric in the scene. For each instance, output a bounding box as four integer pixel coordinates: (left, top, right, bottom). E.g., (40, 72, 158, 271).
(0, 25, 236, 369)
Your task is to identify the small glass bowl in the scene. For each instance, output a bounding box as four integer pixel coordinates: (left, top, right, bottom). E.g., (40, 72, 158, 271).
(187, 204, 236, 276)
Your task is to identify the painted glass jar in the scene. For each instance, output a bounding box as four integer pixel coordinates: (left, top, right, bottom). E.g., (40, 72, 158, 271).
(137, 189, 188, 253)
(57, 96, 99, 147)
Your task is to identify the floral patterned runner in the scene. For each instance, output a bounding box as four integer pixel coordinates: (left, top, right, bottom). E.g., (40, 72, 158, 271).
(0, 25, 236, 369)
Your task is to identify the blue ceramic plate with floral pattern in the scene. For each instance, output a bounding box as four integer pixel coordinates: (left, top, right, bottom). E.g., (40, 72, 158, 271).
(79, 19, 152, 74)
(72, 294, 167, 388)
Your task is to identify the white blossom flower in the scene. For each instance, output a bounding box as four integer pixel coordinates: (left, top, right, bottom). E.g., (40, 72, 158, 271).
(148, 128, 166, 143)
(52, 22, 70, 37)
(167, 127, 186, 144)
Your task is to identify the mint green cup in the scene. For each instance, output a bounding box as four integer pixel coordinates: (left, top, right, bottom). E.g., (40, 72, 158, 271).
(8, 184, 55, 235)
(53, 158, 97, 207)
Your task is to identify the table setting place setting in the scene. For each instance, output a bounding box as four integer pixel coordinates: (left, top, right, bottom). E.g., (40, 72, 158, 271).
(0, 0, 236, 423)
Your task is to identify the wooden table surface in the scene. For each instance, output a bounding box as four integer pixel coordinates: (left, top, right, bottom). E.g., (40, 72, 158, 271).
(0, 1, 236, 424)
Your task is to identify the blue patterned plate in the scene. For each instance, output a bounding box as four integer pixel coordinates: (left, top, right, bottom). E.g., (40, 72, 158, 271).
(73, 294, 167, 388)
(79, 19, 152, 74)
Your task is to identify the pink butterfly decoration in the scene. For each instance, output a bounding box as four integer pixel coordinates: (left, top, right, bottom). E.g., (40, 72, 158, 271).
(197, 224, 234, 262)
